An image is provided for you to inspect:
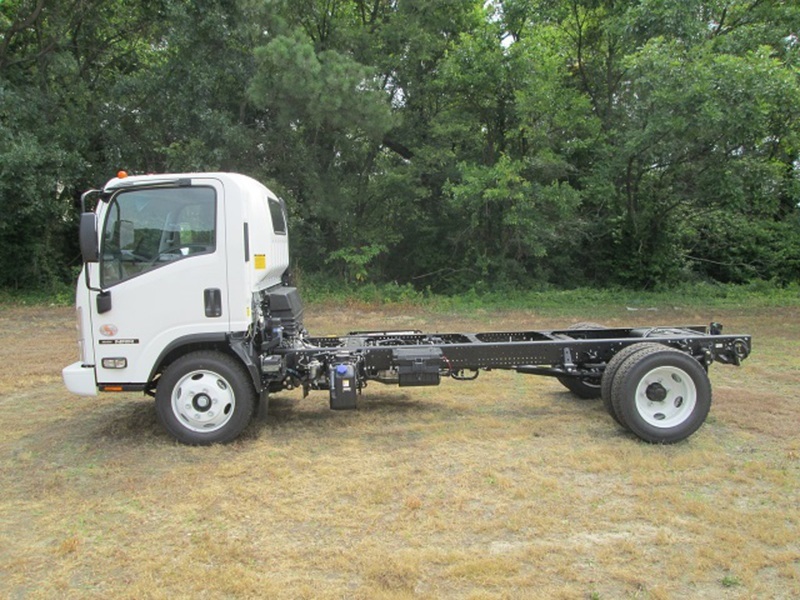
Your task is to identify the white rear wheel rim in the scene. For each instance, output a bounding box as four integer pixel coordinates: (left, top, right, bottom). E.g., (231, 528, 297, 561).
(634, 365, 697, 428)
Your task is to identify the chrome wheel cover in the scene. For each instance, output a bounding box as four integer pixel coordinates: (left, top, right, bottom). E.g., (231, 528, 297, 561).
(170, 369, 236, 433)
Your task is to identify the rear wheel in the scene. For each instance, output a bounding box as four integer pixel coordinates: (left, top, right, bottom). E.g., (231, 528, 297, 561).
(610, 347, 711, 443)
(557, 375, 602, 399)
(155, 351, 256, 445)
(601, 343, 663, 427)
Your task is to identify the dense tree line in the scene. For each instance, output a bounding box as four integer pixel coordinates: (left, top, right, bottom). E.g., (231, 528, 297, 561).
(2, 0, 799, 292)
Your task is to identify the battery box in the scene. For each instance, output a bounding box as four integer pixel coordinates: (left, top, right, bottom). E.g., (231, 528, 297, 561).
(393, 347, 443, 387)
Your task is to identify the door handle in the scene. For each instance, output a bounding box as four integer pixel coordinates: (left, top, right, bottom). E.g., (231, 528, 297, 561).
(204, 288, 222, 318)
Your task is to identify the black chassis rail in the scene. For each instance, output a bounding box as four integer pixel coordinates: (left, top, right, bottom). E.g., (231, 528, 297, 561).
(276, 324, 751, 383)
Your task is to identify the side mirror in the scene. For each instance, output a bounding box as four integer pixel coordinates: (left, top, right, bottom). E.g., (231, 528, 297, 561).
(80, 213, 99, 262)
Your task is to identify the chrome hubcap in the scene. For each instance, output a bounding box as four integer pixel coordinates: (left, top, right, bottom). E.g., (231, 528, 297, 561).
(171, 370, 236, 433)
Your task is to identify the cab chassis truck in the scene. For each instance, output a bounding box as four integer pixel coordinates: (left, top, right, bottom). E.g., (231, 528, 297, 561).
(62, 173, 752, 445)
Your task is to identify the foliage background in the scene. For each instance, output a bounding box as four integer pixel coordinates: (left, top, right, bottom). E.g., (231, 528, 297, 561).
(2, 0, 799, 293)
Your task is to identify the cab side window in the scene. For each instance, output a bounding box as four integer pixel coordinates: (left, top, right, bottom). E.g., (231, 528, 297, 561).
(268, 197, 287, 235)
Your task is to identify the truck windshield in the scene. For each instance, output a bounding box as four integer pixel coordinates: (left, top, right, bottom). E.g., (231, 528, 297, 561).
(100, 186, 216, 287)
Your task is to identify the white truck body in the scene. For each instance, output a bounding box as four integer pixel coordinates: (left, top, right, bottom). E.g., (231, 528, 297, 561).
(63, 173, 289, 395)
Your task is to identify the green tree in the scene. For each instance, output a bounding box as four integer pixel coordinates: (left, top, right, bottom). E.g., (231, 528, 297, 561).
(1, 0, 798, 292)
(0, 0, 156, 288)
(550, 0, 800, 286)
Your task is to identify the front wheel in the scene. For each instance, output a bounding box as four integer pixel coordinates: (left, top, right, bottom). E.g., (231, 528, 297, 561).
(155, 351, 256, 445)
(611, 347, 711, 444)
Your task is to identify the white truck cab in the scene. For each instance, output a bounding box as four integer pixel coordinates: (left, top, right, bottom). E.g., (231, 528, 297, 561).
(63, 172, 295, 443)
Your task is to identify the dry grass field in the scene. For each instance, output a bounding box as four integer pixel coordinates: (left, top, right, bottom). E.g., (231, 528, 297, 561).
(0, 301, 798, 599)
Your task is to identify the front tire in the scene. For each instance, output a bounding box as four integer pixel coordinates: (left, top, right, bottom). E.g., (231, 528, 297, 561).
(155, 351, 256, 445)
(610, 347, 711, 443)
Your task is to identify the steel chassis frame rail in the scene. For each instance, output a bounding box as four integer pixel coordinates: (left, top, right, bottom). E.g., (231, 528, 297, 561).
(281, 324, 751, 381)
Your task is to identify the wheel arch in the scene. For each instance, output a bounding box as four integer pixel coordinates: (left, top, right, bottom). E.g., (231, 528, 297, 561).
(147, 333, 262, 394)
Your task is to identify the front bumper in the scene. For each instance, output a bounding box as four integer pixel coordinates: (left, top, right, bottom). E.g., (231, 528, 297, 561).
(62, 362, 98, 396)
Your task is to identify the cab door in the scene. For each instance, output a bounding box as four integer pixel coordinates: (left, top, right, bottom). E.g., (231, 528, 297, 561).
(90, 178, 229, 385)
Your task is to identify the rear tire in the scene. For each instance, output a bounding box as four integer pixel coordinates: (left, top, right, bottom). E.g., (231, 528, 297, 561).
(155, 351, 256, 445)
(610, 347, 711, 443)
(557, 375, 602, 399)
(601, 342, 663, 427)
